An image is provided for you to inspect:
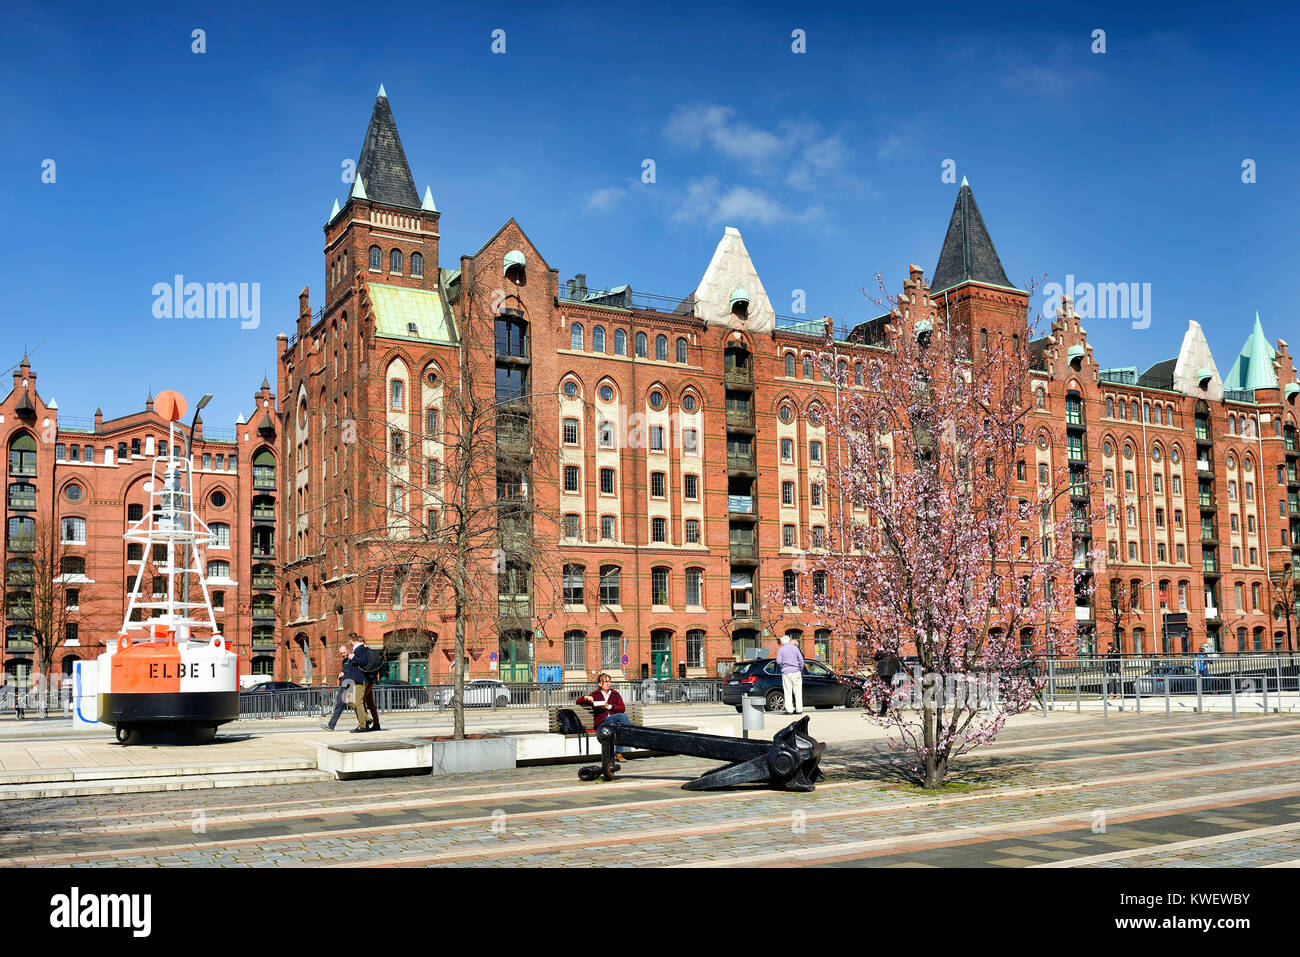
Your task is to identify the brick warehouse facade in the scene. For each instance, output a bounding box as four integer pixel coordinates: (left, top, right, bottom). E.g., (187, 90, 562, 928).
(276, 88, 1300, 688)
(0, 359, 280, 687)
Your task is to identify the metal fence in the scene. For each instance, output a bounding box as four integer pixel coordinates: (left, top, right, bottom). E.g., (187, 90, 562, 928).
(1036, 652, 1300, 715)
(236, 678, 726, 719)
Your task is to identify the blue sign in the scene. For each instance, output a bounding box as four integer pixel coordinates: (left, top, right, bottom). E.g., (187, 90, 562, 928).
(621, 655, 629, 665)
(489, 652, 498, 661)
(537, 665, 562, 684)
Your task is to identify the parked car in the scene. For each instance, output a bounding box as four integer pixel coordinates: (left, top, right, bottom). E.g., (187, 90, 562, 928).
(433, 679, 511, 709)
(374, 681, 432, 710)
(722, 658, 851, 712)
(1134, 664, 1229, 696)
(238, 681, 305, 695)
(638, 680, 715, 704)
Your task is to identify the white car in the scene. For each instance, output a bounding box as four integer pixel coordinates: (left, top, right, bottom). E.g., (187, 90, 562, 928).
(435, 679, 511, 709)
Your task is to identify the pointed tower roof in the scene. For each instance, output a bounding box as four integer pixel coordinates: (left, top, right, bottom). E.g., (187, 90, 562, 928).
(421, 185, 437, 212)
(353, 88, 420, 209)
(1225, 312, 1278, 392)
(1172, 321, 1224, 401)
(691, 227, 775, 334)
(328, 198, 341, 223)
(931, 181, 1014, 293)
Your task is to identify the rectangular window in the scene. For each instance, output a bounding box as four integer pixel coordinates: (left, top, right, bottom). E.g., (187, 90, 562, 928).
(686, 630, 704, 668)
(563, 418, 579, 445)
(651, 472, 666, 498)
(600, 468, 616, 494)
(599, 420, 615, 449)
(685, 568, 702, 606)
(426, 458, 440, 485)
(391, 379, 404, 410)
(1125, 471, 1134, 491)
(1176, 543, 1185, 562)
(781, 438, 793, 462)
(564, 513, 580, 540)
(600, 568, 620, 606)
(812, 527, 824, 549)
(651, 516, 667, 543)
(810, 483, 822, 507)
(564, 631, 587, 671)
(601, 515, 616, 540)
(650, 426, 665, 451)
(783, 524, 795, 547)
(810, 441, 822, 464)
(683, 428, 698, 454)
(652, 568, 669, 606)
(1172, 476, 1181, 494)
(1104, 469, 1114, 489)
(564, 465, 580, 493)
(563, 565, 584, 605)
(426, 408, 439, 436)
(684, 474, 698, 500)
(60, 516, 86, 545)
(685, 519, 699, 543)
(782, 481, 794, 506)
(1153, 474, 1162, 493)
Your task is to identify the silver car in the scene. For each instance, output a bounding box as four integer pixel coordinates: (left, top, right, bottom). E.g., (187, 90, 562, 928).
(435, 679, 511, 709)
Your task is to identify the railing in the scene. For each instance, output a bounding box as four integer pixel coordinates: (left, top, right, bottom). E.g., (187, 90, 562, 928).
(7, 536, 35, 553)
(1223, 388, 1256, 404)
(726, 453, 756, 472)
(251, 605, 277, 621)
(725, 408, 754, 428)
(251, 573, 276, 589)
(7, 491, 35, 510)
(236, 679, 728, 719)
(729, 541, 757, 559)
(723, 367, 753, 387)
(253, 469, 277, 490)
(201, 428, 238, 444)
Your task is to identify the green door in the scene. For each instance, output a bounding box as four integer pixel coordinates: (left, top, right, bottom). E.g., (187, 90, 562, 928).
(383, 659, 401, 683)
(651, 630, 672, 679)
(499, 631, 531, 682)
(408, 660, 428, 685)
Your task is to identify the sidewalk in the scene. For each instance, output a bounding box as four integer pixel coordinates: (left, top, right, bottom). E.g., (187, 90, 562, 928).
(0, 705, 1096, 784)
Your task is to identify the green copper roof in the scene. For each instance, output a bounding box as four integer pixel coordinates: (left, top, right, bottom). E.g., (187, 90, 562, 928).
(367, 282, 457, 343)
(1225, 312, 1278, 391)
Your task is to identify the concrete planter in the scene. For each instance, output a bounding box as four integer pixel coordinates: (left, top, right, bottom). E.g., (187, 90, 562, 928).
(430, 735, 516, 775)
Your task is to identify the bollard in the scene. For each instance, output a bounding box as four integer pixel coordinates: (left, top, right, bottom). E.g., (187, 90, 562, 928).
(1196, 671, 1203, 714)
(1278, 659, 1285, 711)
(1102, 672, 1109, 717)
(1075, 665, 1081, 714)
(1264, 675, 1270, 714)
(1231, 675, 1238, 717)
(1164, 668, 1171, 715)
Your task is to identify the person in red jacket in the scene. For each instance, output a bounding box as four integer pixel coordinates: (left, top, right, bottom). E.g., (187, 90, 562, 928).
(576, 673, 629, 762)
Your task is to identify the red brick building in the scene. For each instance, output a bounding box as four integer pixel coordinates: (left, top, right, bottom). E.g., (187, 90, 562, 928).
(0, 358, 280, 687)
(281, 88, 1299, 687)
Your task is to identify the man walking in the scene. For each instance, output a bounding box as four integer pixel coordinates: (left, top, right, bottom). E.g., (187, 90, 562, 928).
(874, 649, 902, 716)
(358, 641, 383, 732)
(321, 637, 369, 733)
(777, 634, 805, 715)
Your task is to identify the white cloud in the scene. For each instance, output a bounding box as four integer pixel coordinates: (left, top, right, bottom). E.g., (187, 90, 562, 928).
(1001, 66, 1069, 95)
(671, 177, 822, 227)
(583, 187, 624, 213)
(787, 135, 847, 189)
(664, 104, 786, 166)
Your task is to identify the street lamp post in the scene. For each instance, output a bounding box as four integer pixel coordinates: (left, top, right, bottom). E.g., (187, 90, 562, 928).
(182, 393, 213, 615)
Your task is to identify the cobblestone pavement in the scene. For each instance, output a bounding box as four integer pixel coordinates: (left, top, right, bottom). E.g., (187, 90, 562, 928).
(3, 712, 1299, 867)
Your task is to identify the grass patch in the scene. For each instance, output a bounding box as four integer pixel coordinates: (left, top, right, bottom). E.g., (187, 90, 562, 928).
(895, 779, 993, 796)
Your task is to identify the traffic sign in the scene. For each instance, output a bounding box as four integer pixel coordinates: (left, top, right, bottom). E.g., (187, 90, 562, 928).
(489, 652, 498, 661)
(621, 654, 629, 665)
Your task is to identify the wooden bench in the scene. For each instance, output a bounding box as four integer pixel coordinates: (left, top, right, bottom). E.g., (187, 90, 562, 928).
(546, 703, 644, 733)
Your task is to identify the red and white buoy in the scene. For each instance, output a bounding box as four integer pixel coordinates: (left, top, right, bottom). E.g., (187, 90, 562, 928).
(80, 390, 239, 744)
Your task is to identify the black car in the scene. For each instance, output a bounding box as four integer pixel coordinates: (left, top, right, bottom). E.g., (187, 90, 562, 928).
(238, 680, 312, 713)
(239, 681, 305, 694)
(372, 680, 431, 710)
(722, 658, 851, 712)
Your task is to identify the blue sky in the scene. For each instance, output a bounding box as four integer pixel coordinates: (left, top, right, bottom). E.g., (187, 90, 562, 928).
(2, 0, 1297, 427)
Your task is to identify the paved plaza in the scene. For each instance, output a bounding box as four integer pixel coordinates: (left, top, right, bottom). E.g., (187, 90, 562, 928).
(1, 709, 1299, 866)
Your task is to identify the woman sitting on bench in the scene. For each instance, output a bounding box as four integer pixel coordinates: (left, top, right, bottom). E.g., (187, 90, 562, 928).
(576, 673, 629, 762)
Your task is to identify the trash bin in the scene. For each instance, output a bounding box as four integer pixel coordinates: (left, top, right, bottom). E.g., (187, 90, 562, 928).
(741, 687, 765, 734)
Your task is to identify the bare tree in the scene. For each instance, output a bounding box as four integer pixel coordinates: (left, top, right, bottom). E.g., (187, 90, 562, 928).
(316, 266, 564, 738)
(6, 519, 89, 715)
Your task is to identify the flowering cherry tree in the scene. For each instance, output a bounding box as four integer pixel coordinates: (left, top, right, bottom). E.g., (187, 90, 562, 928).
(805, 272, 1097, 788)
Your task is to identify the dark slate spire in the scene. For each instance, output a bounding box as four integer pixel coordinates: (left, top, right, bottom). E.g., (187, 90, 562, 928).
(354, 85, 421, 210)
(931, 178, 1012, 292)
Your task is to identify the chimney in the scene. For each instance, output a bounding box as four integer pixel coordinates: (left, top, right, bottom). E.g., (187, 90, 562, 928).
(575, 273, 587, 298)
(566, 278, 577, 300)
(94, 407, 103, 432)
(297, 287, 311, 337)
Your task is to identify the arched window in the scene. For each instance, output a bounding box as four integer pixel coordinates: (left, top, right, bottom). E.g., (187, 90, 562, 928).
(802, 355, 813, 379)
(599, 565, 621, 606)
(570, 323, 584, 351)
(1106, 397, 1114, 417)
(635, 332, 647, 357)
(563, 564, 585, 605)
(410, 252, 423, 277)
(1118, 398, 1127, 420)
(614, 329, 627, 355)
(676, 337, 688, 363)
(655, 334, 667, 361)
(369, 245, 381, 270)
(390, 249, 402, 273)
(785, 353, 796, 377)
(1035, 389, 1045, 409)
(7, 434, 36, 476)
(854, 363, 863, 386)
(593, 325, 606, 353)
(837, 358, 848, 379)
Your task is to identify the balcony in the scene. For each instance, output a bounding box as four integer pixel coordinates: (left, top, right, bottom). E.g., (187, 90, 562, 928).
(252, 505, 276, 522)
(726, 453, 756, 474)
(253, 467, 277, 491)
(7, 489, 35, 510)
(6, 536, 34, 554)
(1203, 557, 1219, 574)
(251, 636, 277, 652)
(730, 603, 759, 622)
(723, 366, 753, 390)
(729, 541, 758, 563)
(251, 571, 276, 589)
(251, 604, 277, 621)
(1074, 605, 1092, 621)
(1205, 605, 1220, 620)
(497, 596, 532, 622)
(5, 637, 33, 653)
(1196, 458, 1211, 473)
(728, 495, 755, 517)
(725, 407, 755, 430)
